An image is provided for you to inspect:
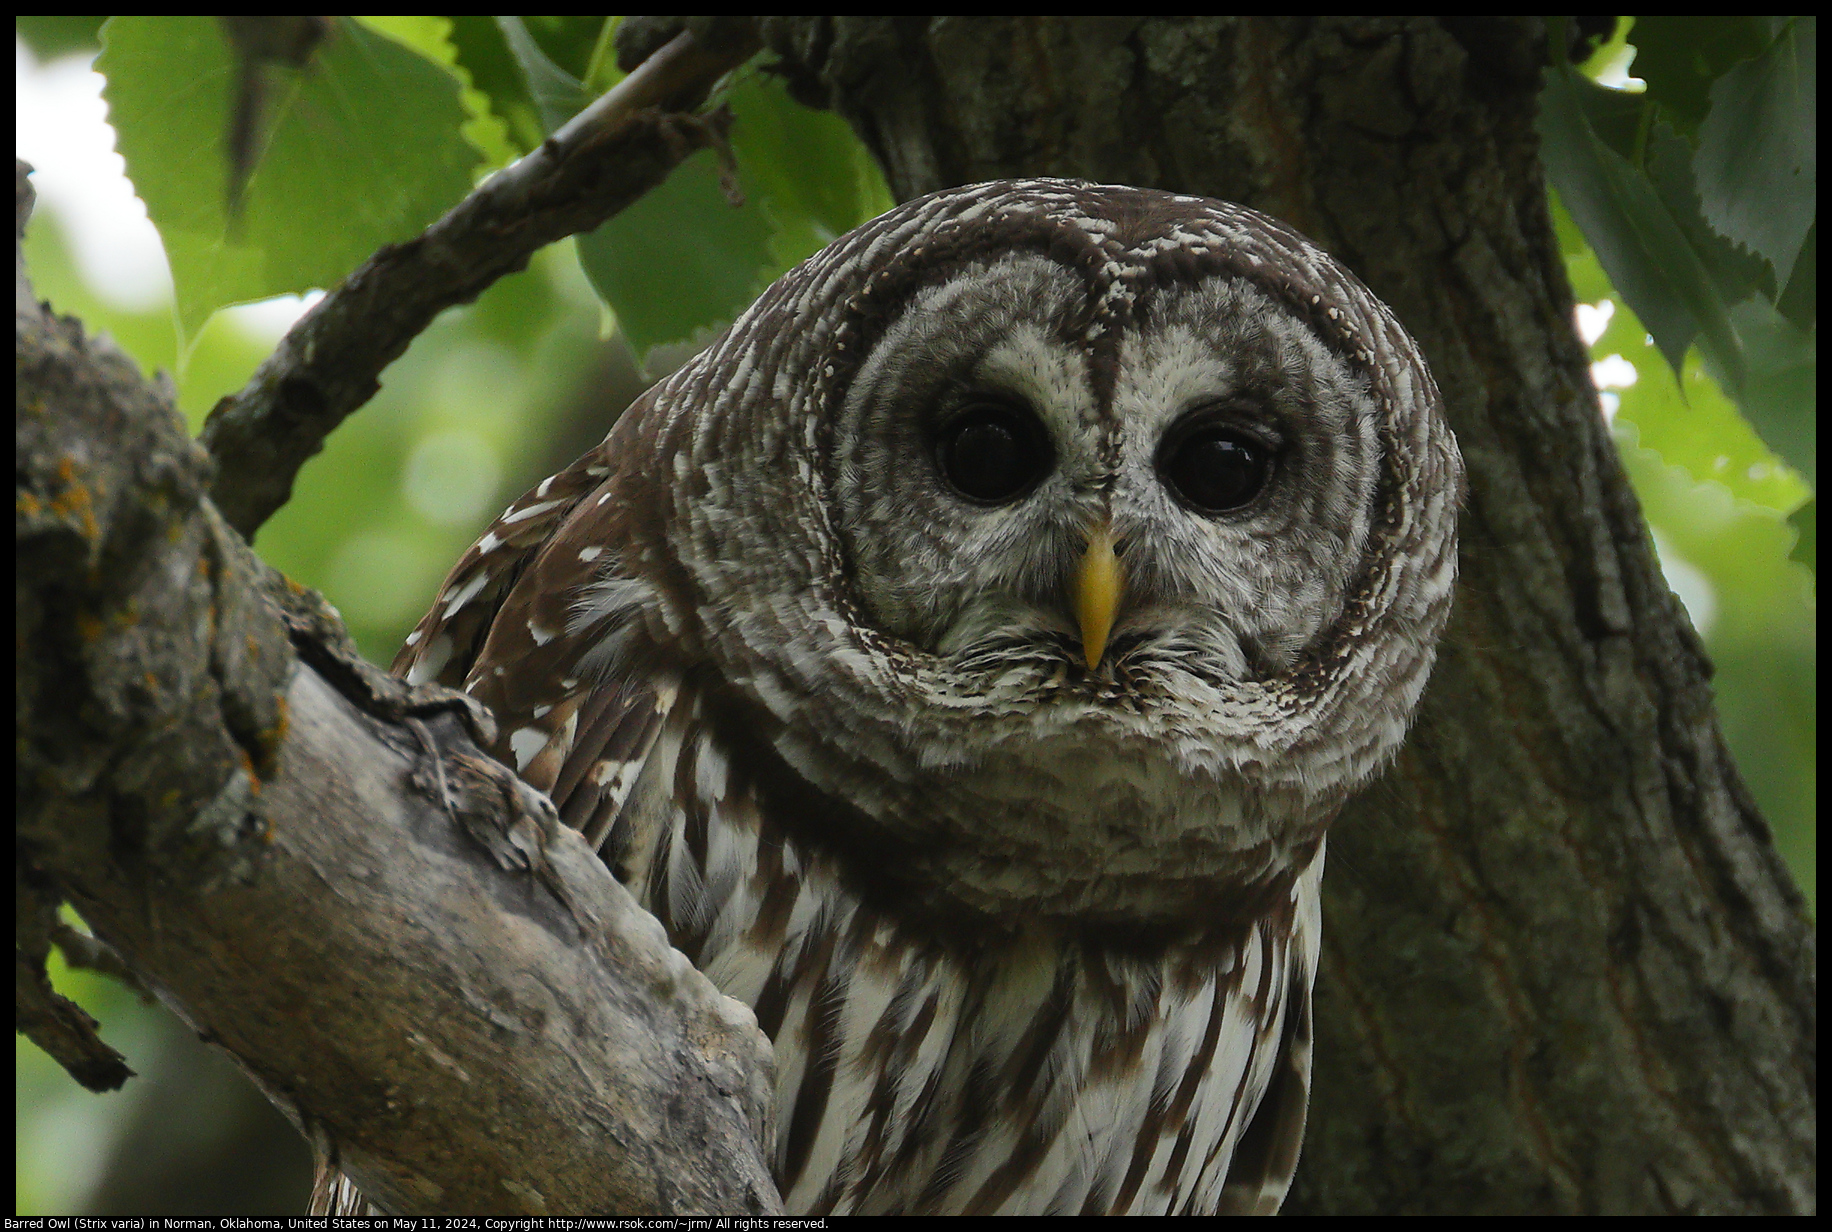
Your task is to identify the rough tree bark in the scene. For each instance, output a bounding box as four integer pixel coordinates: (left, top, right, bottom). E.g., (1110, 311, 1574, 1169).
(15, 15, 1813, 1216)
(753, 15, 1814, 1214)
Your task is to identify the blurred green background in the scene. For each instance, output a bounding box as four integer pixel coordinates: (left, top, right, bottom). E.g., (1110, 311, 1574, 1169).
(15, 20, 1813, 1217)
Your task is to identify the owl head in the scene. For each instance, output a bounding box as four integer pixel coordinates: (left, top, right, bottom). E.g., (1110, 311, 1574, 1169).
(608, 179, 1461, 922)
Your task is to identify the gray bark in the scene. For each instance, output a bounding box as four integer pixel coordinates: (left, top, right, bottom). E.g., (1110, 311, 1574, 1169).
(756, 15, 1815, 1213)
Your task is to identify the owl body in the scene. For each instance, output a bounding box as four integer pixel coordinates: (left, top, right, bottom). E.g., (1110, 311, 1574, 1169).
(598, 674, 1323, 1213)
(366, 180, 1460, 1215)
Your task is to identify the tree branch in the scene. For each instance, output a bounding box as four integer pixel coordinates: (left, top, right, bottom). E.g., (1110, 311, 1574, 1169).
(17, 160, 780, 1214)
(197, 22, 762, 540)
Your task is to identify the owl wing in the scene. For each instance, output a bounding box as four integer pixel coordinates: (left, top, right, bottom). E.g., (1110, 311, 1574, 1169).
(394, 388, 678, 859)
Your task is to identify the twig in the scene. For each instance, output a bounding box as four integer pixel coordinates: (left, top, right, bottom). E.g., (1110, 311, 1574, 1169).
(16, 860, 135, 1092)
(199, 23, 762, 540)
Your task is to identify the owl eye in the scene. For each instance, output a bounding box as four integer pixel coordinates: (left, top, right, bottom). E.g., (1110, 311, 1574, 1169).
(1158, 416, 1275, 514)
(935, 402, 1053, 504)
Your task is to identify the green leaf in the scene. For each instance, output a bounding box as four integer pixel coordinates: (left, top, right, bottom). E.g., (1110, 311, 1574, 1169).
(1555, 190, 1809, 515)
(355, 17, 516, 170)
(1725, 295, 1817, 488)
(1644, 124, 1772, 307)
(577, 147, 776, 358)
(518, 15, 616, 86)
(1538, 62, 1745, 392)
(1788, 499, 1815, 571)
(1568, 58, 1647, 160)
(98, 16, 479, 346)
(1776, 221, 1815, 333)
(1694, 16, 1817, 289)
(353, 16, 454, 66)
(15, 15, 107, 60)
(494, 15, 596, 136)
(1626, 16, 1771, 133)
(578, 68, 894, 362)
(726, 72, 898, 272)
(445, 15, 544, 154)
(422, 34, 895, 366)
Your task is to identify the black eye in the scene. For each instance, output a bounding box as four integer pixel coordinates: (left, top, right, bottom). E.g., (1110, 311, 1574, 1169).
(1158, 418, 1275, 514)
(935, 402, 1052, 504)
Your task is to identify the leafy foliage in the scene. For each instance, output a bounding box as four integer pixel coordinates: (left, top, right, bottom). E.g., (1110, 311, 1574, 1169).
(1538, 17, 1815, 498)
(579, 72, 895, 359)
(96, 17, 480, 344)
(86, 16, 894, 363)
(469, 17, 894, 360)
(14, 14, 106, 59)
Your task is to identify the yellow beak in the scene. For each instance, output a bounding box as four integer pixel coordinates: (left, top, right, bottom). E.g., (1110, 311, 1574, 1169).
(1074, 523, 1124, 670)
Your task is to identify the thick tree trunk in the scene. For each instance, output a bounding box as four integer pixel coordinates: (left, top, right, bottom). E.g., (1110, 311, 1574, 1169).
(758, 15, 1813, 1214)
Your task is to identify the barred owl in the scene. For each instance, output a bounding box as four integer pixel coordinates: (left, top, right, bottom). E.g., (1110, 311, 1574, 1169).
(326, 179, 1461, 1215)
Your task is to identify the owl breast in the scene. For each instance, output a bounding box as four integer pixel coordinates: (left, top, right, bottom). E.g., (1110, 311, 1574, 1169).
(609, 678, 1322, 1215)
